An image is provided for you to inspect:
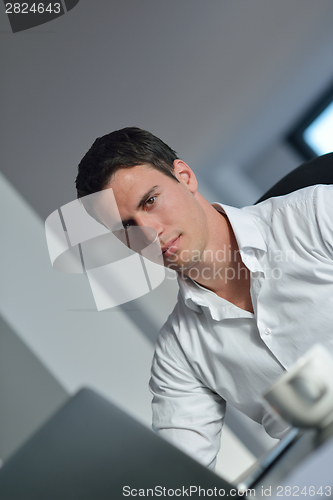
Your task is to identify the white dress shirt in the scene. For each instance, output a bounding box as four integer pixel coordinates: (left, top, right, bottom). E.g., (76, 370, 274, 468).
(149, 185, 333, 469)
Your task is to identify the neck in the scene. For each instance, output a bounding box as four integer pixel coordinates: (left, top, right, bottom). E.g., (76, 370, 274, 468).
(183, 204, 253, 313)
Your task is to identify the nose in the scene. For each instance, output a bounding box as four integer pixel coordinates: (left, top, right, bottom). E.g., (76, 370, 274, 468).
(135, 213, 163, 239)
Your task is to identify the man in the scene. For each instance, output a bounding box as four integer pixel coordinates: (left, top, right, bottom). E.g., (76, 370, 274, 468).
(76, 127, 333, 469)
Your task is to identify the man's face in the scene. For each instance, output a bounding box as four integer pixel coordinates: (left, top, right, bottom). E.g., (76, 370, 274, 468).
(102, 161, 210, 273)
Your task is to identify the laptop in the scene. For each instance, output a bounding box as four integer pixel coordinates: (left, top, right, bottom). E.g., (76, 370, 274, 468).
(0, 388, 235, 499)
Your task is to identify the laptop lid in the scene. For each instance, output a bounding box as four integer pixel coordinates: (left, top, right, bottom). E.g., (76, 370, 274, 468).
(0, 388, 235, 499)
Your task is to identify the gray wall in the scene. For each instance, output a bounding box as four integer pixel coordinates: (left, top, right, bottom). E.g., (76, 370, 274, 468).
(0, 314, 68, 461)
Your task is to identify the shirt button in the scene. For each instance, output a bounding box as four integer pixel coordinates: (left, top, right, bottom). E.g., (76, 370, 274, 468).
(264, 328, 271, 336)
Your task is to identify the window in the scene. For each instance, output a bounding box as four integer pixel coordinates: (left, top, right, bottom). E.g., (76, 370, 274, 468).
(288, 83, 333, 159)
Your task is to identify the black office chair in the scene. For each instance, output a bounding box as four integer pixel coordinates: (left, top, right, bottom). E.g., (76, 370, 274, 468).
(255, 152, 333, 204)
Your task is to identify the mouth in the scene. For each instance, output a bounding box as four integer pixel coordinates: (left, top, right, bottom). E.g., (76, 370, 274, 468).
(162, 236, 180, 258)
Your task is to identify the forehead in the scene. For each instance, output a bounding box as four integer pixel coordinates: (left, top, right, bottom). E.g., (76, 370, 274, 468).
(106, 164, 170, 196)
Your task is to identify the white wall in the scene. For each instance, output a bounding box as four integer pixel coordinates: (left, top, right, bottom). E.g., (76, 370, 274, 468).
(0, 314, 68, 461)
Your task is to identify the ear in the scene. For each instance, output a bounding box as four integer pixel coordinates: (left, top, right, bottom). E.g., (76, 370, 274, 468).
(173, 160, 198, 194)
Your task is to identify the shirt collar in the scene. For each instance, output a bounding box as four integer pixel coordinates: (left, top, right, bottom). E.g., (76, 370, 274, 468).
(213, 203, 266, 254)
(213, 203, 266, 273)
(178, 275, 254, 320)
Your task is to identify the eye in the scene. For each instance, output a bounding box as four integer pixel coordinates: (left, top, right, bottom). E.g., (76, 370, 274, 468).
(145, 196, 156, 207)
(123, 220, 134, 231)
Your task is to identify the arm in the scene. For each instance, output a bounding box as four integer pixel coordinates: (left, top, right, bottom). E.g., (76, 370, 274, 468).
(149, 327, 226, 470)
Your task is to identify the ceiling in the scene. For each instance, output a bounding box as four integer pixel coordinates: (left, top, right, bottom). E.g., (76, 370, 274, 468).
(1, 0, 333, 218)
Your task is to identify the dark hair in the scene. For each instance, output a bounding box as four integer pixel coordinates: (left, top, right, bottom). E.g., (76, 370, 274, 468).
(76, 127, 179, 199)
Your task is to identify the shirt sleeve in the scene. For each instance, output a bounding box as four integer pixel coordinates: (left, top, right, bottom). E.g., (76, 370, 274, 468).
(149, 325, 226, 470)
(313, 185, 333, 258)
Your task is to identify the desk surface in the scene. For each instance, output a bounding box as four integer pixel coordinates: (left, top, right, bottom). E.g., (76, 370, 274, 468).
(246, 423, 333, 497)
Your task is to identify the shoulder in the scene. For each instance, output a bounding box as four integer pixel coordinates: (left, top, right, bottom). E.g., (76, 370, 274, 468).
(242, 185, 333, 231)
(154, 296, 186, 358)
(153, 291, 200, 370)
(245, 185, 333, 255)
(247, 184, 333, 218)
(150, 299, 201, 392)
